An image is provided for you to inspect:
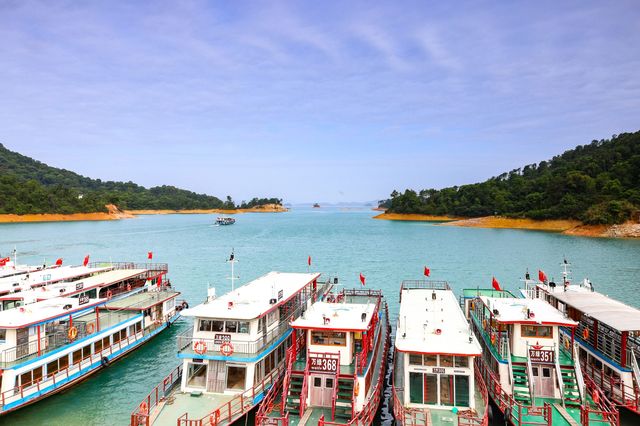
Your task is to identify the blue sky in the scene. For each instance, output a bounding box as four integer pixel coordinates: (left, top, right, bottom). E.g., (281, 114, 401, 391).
(1, 1, 639, 203)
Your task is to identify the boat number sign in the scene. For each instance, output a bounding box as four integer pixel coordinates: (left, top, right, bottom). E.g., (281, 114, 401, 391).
(529, 348, 554, 364)
(214, 334, 232, 344)
(310, 357, 339, 373)
(79, 294, 90, 305)
(432, 367, 446, 374)
(278, 289, 283, 300)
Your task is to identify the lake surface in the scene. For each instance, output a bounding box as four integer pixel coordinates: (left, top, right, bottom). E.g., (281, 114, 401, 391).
(2, 208, 640, 425)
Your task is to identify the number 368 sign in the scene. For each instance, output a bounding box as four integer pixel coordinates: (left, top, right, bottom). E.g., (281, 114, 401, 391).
(310, 356, 339, 373)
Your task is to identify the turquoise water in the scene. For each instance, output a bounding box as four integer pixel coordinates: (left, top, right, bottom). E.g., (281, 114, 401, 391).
(1, 208, 640, 425)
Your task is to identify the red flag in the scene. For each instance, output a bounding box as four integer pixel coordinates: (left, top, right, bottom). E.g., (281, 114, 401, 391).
(148, 251, 153, 260)
(424, 266, 430, 277)
(538, 270, 547, 283)
(359, 273, 366, 286)
(55, 258, 63, 266)
(83, 255, 90, 267)
(492, 276, 501, 291)
(0, 257, 9, 266)
(307, 256, 311, 266)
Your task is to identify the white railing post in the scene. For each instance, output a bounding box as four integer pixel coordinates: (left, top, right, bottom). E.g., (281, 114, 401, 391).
(573, 343, 585, 404)
(526, 346, 536, 405)
(554, 343, 565, 407)
(506, 335, 514, 389)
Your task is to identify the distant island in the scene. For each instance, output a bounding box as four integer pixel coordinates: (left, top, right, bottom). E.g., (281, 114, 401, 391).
(0, 143, 286, 222)
(376, 132, 640, 238)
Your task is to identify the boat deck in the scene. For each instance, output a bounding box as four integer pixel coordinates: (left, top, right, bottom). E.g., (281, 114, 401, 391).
(151, 391, 235, 426)
(104, 290, 180, 311)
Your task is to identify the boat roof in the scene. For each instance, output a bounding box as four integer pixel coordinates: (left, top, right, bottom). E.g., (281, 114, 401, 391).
(480, 296, 577, 326)
(542, 285, 640, 332)
(0, 296, 105, 328)
(291, 301, 376, 331)
(182, 272, 320, 320)
(104, 290, 180, 311)
(396, 288, 482, 356)
(0, 265, 114, 294)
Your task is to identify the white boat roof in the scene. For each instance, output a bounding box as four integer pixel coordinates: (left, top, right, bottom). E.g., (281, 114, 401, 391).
(480, 296, 577, 326)
(0, 268, 147, 302)
(182, 272, 320, 320)
(291, 301, 376, 331)
(395, 288, 481, 356)
(540, 284, 640, 332)
(0, 296, 105, 328)
(0, 265, 114, 294)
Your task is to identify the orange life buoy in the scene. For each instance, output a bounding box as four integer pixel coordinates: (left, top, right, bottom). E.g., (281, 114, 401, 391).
(220, 342, 234, 356)
(482, 319, 488, 330)
(354, 381, 360, 397)
(490, 333, 496, 345)
(582, 328, 589, 340)
(194, 340, 207, 355)
(564, 338, 570, 350)
(86, 323, 95, 334)
(68, 326, 78, 340)
(107, 290, 113, 299)
(139, 401, 148, 414)
(127, 283, 132, 292)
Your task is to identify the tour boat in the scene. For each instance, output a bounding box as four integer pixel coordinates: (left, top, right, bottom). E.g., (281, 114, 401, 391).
(465, 289, 619, 425)
(393, 280, 489, 425)
(313, 203, 320, 208)
(0, 262, 181, 415)
(255, 287, 391, 425)
(522, 261, 640, 416)
(215, 217, 236, 226)
(130, 271, 333, 426)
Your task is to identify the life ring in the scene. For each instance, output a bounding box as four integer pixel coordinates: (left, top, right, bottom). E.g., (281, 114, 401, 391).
(564, 338, 570, 350)
(139, 401, 148, 414)
(354, 381, 360, 397)
(86, 323, 95, 334)
(68, 326, 78, 340)
(435, 328, 442, 335)
(582, 328, 589, 340)
(194, 340, 207, 355)
(107, 290, 113, 299)
(101, 357, 110, 367)
(482, 319, 488, 330)
(127, 284, 132, 292)
(220, 342, 234, 357)
(494, 383, 501, 396)
(490, 333, 496, 345)
(181, 301, 189, 310)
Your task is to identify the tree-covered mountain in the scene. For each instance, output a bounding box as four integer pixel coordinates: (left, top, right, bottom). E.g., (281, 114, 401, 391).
(0, 143, 278, 214)
(385, 132, 640, 224)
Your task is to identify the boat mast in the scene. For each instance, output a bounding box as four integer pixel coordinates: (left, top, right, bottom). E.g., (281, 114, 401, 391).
(227, 249, 239, 291)
(561, 258, 571, 286)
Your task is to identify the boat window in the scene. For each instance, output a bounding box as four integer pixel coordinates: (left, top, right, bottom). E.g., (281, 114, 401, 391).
(94, 339, 103, 353)
(454, 375, 470, 407)
(47, 359, 59, 376)
(267, 310, 278, 326)
(311, 330, 346, 346)
(425, 374, 437, 404)
(59, 355, 69, 370)
(424, 354, 437, 366)
(120, 329, 127, 341)
(199, 319, 212, 332)
(72, 349, 82, 364)
(440, 355, 453, 367)
(212, 320, 224, 332)
(238, 321, 250, 334)
(226, 366, 246, 390)
(542, 368, 551, 378)
(409, 372, 423, 403)
(225, 321, 239, 333)
(82, 345, 91, 359)
(314, 377, 322, 387)
(454, 356, 469, 368)
(0, 329, 5, 342)
(32, 366, 43, 382)
(135, 322, 142, 333)
(532, 367, 539, 376)
(186, 363, 207, 389)
(325, 378, 334, 388)
(409, 354, 423, 365)
(521, 325, 553, 338)
(103, 336, 111, 348)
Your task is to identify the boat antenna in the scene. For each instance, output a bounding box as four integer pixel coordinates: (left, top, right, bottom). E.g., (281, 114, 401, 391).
(561, 258, 571, 286)
(227, 249, 239, 291)
(13, 246, 17, 266)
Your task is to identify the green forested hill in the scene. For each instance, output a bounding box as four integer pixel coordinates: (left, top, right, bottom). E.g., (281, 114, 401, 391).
(386, 132, 640, 224)
(0, 143, 234, 214)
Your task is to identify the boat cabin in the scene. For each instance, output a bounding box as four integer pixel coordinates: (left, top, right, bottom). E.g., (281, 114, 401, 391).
(394, 283, 485, 424)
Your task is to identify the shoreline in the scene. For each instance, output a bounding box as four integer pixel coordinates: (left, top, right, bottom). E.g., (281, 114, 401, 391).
(0, 205, 288, 224)
(374, 213, 640, 238)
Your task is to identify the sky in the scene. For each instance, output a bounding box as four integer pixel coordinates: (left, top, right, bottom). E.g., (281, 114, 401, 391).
(1, 1, 639, 203)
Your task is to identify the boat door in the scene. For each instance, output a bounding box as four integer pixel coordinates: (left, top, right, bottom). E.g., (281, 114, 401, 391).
(310, 374, 334, 407)
(532, 365, 555, 398)
(16, 328, 29, 358)
(206, 360, 226, 393)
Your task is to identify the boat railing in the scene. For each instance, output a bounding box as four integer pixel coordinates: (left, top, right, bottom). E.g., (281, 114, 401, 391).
(399, 280, 449, 299)
(506, 335, 514, 388)
(526, 350, 536, 406)
(581, 373, 620, 426)
(474, 357, 552, 425)
(129, 364, 183, 426)
(176, 302, 306, 356)
(88, 261, 169, 274)
(554, 343, 566, 407)
(581, 359, 639, 412)
(631, 350, 640, 394)
(175, 361, 286, 426)
(2, 326, 156, 412)
(0, 310, 139, 368)
(457, 362, 490, 426)
(573, 343, 586, 404)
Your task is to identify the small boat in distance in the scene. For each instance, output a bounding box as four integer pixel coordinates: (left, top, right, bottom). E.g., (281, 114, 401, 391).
(215, 217, 236, 226)
(313, 203, 320, 208)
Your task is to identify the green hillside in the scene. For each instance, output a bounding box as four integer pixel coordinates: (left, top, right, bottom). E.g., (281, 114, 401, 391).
(0, 143, 238, 214)
(386, 132, 640, 224)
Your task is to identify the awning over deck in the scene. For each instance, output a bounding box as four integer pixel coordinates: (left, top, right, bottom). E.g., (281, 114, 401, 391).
(104, 291, 180, 311)
(552, 291, 640, 332)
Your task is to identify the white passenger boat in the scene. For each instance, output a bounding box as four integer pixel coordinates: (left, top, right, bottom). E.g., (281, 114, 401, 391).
(0, 251, 38, 279)
(215, 217, 236, 226)
(393, 280, 488, 425)
(256, 287, 391, 425)
(522, 261, 640, 416)
(130, 271, 332, 426)
(465, 287, 619, 425)
(0, 262, 181, 415)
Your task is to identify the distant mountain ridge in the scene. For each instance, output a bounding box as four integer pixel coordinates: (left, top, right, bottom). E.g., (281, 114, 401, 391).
(0, 143, 277, 215)
(385, 132, 640, 224)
